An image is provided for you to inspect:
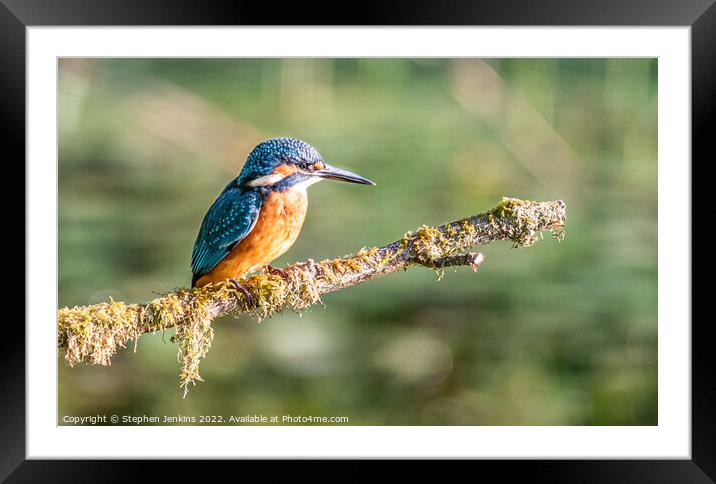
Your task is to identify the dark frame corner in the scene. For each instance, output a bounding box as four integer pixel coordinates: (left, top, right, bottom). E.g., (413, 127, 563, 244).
(3, 0, 709, 479)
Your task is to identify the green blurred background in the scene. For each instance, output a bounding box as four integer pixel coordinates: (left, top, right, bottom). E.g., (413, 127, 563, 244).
(58, 58, 657, 425)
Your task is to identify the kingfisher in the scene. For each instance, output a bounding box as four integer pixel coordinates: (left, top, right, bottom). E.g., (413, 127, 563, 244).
(191, 137, 375, 288)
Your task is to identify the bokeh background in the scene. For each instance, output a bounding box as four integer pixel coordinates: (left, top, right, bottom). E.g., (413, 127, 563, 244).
(59, 58, 657, 425)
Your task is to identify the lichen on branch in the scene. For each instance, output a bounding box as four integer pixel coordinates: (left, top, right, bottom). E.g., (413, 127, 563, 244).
(57, 197, 566, 395)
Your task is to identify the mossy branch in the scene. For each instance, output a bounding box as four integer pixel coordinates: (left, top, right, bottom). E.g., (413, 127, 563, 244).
(58, 197, 566, 395)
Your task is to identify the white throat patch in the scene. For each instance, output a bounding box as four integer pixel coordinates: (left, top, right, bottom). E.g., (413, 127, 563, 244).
(291, 176, 324, 193)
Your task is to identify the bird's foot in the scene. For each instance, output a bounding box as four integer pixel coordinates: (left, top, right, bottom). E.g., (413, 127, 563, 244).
(262, 265, 289, 280)
(230, 279, 254, 307)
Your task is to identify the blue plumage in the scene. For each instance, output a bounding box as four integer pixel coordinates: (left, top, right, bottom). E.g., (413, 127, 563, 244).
(191, 189, 262, 284)
(236, 138, 323, 187)
(191, 138, 320, 284)
(191, 137, 374, 287)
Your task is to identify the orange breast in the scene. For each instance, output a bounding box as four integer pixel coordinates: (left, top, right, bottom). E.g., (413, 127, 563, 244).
(195, 189, 308, 287)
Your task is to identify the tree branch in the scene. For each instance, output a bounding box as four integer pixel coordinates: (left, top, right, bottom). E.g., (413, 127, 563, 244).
(58, 197, 566, 395)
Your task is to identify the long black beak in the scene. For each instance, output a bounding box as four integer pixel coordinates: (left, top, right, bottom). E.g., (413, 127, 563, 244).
(316, 163, 376, 185)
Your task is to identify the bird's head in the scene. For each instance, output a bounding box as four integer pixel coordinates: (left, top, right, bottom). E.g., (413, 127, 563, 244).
(234, 138, 375, 191)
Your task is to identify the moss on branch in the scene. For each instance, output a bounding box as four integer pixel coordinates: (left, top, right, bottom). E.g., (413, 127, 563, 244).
(58, 197, 566, 396)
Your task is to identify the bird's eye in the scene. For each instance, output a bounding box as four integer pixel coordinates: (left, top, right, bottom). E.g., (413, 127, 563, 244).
(298, 161, 311, 171)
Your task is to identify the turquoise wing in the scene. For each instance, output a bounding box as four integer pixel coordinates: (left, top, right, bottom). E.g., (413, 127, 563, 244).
(191, 189, 262, 282)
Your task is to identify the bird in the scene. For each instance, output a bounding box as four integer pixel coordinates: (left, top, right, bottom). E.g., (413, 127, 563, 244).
(191, 137, 375, 289)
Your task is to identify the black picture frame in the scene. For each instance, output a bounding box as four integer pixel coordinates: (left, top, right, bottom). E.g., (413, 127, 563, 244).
(3, 0, 707, 478)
